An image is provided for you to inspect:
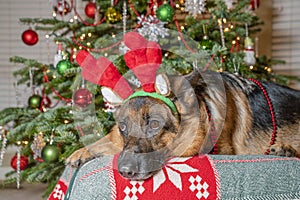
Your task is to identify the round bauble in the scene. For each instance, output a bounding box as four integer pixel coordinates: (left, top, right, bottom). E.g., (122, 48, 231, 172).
(11, 155, 28, 170)
(22, 29, 39, 46)
(56, 60, 72, 75)
(41, 145, 60, 162)
(200, 37, 213, 50)
(73, 88, 93, 108)
(105, 7, 122, 24)
(250, 0, 260, 10)
(28, 94, 42, 109)
(85, 2, 97, 18)
(156, 4, 174, 22)
(56, 0, 71, 16)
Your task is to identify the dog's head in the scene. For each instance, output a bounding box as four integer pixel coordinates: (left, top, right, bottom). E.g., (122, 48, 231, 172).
(115, 94, 179, 180)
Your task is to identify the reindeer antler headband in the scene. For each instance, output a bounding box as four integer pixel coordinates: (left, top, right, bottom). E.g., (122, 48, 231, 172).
(76, 32, 177, 114)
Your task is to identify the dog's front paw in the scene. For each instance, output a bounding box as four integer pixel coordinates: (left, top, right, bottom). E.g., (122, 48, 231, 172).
(269, 144, 297, 157)
(66, 147, 95, 167)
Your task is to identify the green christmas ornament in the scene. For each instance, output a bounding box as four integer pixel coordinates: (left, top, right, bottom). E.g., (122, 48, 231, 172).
(56, 59, 72, 75)
(28, 94, 42, 109)
(200, 39, 213, 50)
(156, 4, 174, 22)
(41, 145, 60, 162)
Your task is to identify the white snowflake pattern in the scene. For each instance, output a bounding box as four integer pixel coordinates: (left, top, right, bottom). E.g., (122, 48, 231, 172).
(137, 15, 169, 42)
(52, 184, 65, 200)
(152, 157, 198, 192)
(189, 175, 210, 199)
(124, 181, 145, 200)
(185, 0, 206, 16)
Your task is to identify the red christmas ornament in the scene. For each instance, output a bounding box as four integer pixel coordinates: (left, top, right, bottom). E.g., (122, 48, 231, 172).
(56, 0, 71, 16)
(85, 2, 97, 18)
(10, 155, 28, 170)
(250, 0, 260, 10)
(73, 88, 93, 107)
(22, 29, 39, 46)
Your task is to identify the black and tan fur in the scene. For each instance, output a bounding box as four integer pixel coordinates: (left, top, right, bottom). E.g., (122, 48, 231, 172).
(67, 70, 300, 180)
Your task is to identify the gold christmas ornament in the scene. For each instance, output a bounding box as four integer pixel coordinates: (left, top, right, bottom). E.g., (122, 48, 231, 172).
(105, 7, 122, 24)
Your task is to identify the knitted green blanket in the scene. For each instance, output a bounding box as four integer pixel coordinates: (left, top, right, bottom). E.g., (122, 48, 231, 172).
(48, 154, 300, 200)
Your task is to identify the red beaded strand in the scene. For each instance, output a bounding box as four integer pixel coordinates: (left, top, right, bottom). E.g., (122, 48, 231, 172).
(206, 106, 219, 154)
(43, 69, 72, 103)
(249, 78, 277, 154)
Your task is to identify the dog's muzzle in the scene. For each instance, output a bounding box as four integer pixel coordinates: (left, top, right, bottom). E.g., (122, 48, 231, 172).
(118, 150, 166, 180)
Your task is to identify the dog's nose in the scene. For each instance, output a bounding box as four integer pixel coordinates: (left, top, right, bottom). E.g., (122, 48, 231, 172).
(119, 163, 137, 179)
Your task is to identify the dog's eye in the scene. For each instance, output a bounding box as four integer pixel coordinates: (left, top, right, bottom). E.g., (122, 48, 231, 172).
(149, 120, 160, 130)
(119, 123, 127, 132)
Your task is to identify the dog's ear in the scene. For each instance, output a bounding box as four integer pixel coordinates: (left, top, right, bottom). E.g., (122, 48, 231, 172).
(101, 87, 124, 104)
(155, 74, 171, 96)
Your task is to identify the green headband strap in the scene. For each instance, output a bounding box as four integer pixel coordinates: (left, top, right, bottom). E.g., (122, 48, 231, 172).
(126, 91, 178, 115)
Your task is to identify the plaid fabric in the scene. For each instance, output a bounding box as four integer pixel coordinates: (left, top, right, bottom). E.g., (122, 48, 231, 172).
(48, 155, 300, 200)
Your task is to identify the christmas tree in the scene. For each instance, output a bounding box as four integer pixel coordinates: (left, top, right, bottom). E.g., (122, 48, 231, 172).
(0, 0, 298, 197)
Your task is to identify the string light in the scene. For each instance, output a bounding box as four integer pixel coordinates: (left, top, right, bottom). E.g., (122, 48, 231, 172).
(264, 67, 272, 73)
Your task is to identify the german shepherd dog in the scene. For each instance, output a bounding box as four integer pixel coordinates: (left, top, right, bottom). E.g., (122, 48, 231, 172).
(67, 68, 300, 180)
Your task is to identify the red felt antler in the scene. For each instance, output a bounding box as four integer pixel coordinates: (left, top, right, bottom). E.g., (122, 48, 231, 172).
(123, 32, 162, 93)
(76, 50, 133, 100)
(76, 32, 163, 104)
